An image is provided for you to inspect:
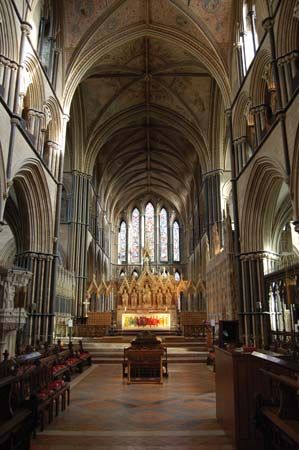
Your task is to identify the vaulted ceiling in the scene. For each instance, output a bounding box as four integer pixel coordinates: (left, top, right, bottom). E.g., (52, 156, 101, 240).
(64, 0, 234, 221)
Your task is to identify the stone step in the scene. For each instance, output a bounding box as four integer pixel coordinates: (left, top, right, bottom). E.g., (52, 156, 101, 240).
(83, 346, 208, 352)
(92, 357, 207, 364)
(73, 336, 207, 344)
(88, 351, 208, 357)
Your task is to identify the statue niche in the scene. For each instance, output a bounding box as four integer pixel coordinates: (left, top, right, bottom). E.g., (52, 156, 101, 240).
(143, 284, 152, 307)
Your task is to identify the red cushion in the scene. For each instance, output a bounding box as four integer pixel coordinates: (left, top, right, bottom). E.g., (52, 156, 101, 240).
(37, 392, 48, 401)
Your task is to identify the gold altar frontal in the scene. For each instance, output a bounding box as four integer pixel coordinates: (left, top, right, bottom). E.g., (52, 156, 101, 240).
(122, 312, 171, 330)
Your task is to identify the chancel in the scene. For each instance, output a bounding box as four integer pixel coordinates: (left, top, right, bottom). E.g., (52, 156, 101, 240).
(0, 0, 299, 449)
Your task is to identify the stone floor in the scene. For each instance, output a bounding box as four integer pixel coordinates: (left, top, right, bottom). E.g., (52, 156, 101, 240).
(31, 364, 233, 450)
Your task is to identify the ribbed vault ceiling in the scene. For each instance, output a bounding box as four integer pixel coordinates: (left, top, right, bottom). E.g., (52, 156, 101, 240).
(66, 0, 233, 221)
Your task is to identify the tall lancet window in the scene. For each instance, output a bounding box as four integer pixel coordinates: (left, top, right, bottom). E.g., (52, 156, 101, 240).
(173, 221, 180, 262)
(160, 208, 168, 262)
(118, 221, 127, 263)
(241, 1, 258, 73)
(131, 208, 140, 263)
(145, 202, 155, 260)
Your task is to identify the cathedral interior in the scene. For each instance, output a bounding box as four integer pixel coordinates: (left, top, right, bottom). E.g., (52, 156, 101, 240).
(0, 0, 299, 449)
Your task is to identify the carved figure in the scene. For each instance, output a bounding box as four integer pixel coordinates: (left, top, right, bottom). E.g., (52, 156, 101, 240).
(157, 289, 163, 306)
(143, 284, 152, 306)
(165, 289, 172, 306)
(122, 288, 129, 307)
(131, 289, 137, 308)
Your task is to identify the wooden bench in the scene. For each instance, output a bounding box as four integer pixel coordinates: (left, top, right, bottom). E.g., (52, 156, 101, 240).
(41, 349, 71, 382)
(50, 340, 91, 378)
(0, 351, 70, 435)
(123, 346, 168, 378)
(29, 362, 70, 432)
(0, 374, 34, 450)
(126, 348, 164, 384)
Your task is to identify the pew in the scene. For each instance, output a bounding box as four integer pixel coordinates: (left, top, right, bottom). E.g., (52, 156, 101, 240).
(0, 374, 34, 450)
(56, 341, 91, 376)
(29, 361, 70, 432)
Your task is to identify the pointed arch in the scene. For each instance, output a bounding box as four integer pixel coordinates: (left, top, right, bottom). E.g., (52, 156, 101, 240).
(240, 157, 289, 252)
(0, 0, 18, 61)
(0, 141, 6, 223)
(43, 96, 62, 142)
(22, 53, 46, 111)
(249, 49, 272, 106)
(291, 124, 299, 219)
(276, 0, 299, 57)
(233, 91, 252, 138)
(118, 220, 127, 263)
(159, 207, 168, 262)
(145, 202, 155, 260)
(173, 220, 180, 262)
(131, 207, 140, 264)
(9, 159, 54, 253)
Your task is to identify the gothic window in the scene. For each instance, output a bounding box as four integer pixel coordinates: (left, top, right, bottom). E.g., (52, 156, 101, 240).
(118, 203, 182, 265)
(241, 1, 258, 73)
(131, 208, 140, 263)
(145, 202, 155, 260)
(173, 221, 180, 262)
(118, 221, 127, 262)
(160, 208, 168, 262)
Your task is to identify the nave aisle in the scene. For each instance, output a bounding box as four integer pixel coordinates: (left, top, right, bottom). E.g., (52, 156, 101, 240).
(31, 363, 232, 450)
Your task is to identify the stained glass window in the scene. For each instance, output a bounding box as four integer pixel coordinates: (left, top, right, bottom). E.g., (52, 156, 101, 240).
(160, 208, 168, 261)
(145, 202, 155, 260)
(173, 221, 180, 261)
(131, 208, 140, 263)
(118, 221, 127, 262)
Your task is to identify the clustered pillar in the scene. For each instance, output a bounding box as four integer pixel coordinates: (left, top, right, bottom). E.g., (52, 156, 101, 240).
(14, 251, 53, 345)
(69, 171, 90, 318)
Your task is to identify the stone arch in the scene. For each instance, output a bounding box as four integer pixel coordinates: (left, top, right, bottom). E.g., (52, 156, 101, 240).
(8, 159, 54, 254)
(276, 0, 299, 57)
(21, 53, 45, 117)
(0, 0, 18, 61)
(291, 124, 299, 219)
(240, 157, 289, 253)
(43, 96, 62, 142)
(0, 141, 6, 223)
(233, 91, 252, 138)
(42, 96, 62, 176)
(249, 49, 272, 107)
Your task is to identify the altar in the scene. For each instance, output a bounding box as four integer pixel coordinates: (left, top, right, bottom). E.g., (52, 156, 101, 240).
(115, 261, 188, 331)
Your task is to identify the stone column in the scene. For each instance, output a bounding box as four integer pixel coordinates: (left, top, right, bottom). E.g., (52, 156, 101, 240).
(277, 59, 288, 107)
(7, 62, 18, 110)
(69, 171, 91, 318)
(202, 170, 222, 243)
(240, 252, 277, 347)
(252, 107, 262, 145)
(225, 109, 244, 341)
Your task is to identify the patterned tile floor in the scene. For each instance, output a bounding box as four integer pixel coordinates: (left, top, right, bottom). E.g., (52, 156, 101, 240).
(31, 364, 233, 449)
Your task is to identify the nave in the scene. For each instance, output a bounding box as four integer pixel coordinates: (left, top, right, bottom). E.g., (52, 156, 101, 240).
(31, 363, 232, 450)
